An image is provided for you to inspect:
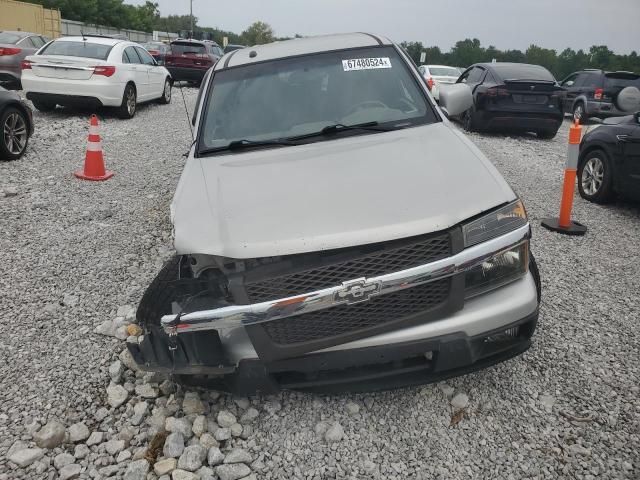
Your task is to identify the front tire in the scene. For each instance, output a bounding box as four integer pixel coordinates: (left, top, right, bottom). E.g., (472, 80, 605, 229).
(117, 84, 137, 119)
(577, 149, 613, 203)
(158, 78, 172, 104)
(0, 107, 29, 160)
(573, 102, 588, 124)
(462, 106, 477, 132)
(537, 128, 558, 139)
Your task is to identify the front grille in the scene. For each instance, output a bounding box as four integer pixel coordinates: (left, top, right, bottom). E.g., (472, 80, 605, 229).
(245, 233, 451, 303)
(262, 278, 450, 345)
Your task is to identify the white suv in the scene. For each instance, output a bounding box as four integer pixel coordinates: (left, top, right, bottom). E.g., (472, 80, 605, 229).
(21, 35, 172, 118)
(130, 33, 541, 394)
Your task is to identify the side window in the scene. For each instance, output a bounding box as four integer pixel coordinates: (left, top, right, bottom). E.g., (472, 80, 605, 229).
(561, 73, 578, 87)
(581, 73, 602, 89)
(458, 68, 473, 83)
(135, 46, 156, 65)
(572, 73, 588, 88)
(124, 46, 141, 64)
(29, 36, 45, 48)
(467, 67, 485, 84)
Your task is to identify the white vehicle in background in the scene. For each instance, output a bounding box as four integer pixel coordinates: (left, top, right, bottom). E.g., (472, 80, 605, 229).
(21, 35, 172, 118)
(418, 65, 461, 101)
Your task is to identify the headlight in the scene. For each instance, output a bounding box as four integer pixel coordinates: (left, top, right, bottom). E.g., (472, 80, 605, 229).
(465, 242, 528, 298)
(462, 200, 528, 248)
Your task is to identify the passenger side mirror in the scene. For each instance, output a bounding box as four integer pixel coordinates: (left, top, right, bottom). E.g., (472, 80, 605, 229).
(439, 83, 474, 118)
(616, 86, 640, 112)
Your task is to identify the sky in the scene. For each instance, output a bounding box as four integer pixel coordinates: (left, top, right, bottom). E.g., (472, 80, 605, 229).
(127, 0, 640, 54)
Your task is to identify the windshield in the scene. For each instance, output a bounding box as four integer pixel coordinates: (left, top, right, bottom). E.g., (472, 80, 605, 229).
(199, 46, 435, 153)
(605, 74, 640, 89)
(143, 43, 166, 52)
(39, 41, 112, 60)
(171, 42, 206, 55)
(492, 64, 555, 82)
(0, 32, 22, 44)
(429, 67, 460, 77)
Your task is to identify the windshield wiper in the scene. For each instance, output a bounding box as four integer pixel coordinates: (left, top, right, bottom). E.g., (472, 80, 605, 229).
(320, 121, 394, 134)
(286, 121, 398, 141)
(199, 138, 297, 156)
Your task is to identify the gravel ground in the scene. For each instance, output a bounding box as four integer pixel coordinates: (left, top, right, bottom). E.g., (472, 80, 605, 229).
(1, 89, 638, 480)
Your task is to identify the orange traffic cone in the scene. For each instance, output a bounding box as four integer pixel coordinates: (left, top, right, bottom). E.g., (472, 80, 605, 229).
(74, 115, 114, 181)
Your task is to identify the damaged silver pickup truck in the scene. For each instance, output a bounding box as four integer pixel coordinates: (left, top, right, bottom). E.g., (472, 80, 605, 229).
(129, 33, 541, 394)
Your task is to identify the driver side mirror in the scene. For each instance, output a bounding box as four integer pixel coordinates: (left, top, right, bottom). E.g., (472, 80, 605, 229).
(564, 80, 574, 87)
(439, 83, 474, 118)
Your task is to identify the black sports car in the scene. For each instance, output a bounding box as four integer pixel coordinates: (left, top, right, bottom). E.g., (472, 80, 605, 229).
(0, 85, 33, 160)
(456, 62, 565, 138)
(578, 112, 640, 203)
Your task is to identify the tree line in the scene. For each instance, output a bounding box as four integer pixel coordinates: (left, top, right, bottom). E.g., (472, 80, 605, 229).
(25, 0, 279, 45)
(23, 1, 640, 80)
(401, 38, 640, 81)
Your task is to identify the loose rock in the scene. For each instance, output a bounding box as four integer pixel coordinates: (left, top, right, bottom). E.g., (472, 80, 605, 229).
(124, 459, 150, 480)
(224, 448, 252, 464)
(177, 444, 207, 471)
(164, 432, 185, 458)
(216, 464, 252, 480)
(8, 448, 45, 467)
(34, 419, 66, 449)
(68, 422, 90, 442)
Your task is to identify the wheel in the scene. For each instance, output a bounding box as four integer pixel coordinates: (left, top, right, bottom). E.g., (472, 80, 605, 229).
(577, 149, 613, 203)
(573, 102, 588, 124)
(462, 107, 476, 132)
(136, 256, 181, 330)
(157, 78, 172, 104)
(31, 100, 56, 112)
(117, 84, 137, 119)
(0, 107, 29, 160)
(537, 129, 558, 139)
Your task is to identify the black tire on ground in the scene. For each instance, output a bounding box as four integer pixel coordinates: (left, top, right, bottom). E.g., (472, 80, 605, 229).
(136, 256, 181, 330)
(537, 128, 559, 139)
(577, 148, 614, 204)
(462, 107, 476, 132)
(32, 100, 56, 112)
(117, 84, 137, 119)
(0, 106, 29, 160)
(529, 251, 541, 303)
(573, 102, 588, 124)
(157, 77, 172, 104)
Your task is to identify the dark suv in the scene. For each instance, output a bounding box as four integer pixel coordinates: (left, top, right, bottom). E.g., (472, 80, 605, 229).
(560, 69, 640, 123)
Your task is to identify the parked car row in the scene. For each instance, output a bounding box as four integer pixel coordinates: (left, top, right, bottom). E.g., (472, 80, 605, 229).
(418, 61, 640, 139)
(1, 30, 240, 91)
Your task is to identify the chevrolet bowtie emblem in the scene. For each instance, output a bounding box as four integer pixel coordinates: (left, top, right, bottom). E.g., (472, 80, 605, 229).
(334, 278, 381, 305)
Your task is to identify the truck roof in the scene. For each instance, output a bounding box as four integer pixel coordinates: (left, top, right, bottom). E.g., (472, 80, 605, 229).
(216, 32, 393, 70)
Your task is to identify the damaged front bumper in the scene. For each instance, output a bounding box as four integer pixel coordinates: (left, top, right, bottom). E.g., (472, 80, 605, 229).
(128, 223, 539, 393)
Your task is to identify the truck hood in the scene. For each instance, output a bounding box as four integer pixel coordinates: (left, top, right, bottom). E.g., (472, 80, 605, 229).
(172, 122, 516, 258)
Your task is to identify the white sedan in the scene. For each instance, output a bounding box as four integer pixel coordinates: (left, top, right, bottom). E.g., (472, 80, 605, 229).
(418, 65, 461, 101)
(21, 35, 172, 118)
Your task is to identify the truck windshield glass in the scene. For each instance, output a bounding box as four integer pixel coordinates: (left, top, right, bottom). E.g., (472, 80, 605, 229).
(39, 41, 112, 60)
(199, 46, 436, 153)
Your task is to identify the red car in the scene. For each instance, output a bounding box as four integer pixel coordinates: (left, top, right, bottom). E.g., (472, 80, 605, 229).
(165, 40, 223, 85)
(141, 41, 170, 65)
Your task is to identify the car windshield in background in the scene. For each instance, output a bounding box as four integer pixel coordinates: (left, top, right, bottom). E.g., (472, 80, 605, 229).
(143, 43, 167, 52)
(0, 32, 22, 44)
(605, 73, 640, 89)
(492, 64, 555, 81)
(39, 41, 112, 60)
(170, 42, 206, 55)
(429, 67, 460, 77)
(199, 46, 435, 153)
